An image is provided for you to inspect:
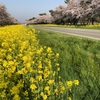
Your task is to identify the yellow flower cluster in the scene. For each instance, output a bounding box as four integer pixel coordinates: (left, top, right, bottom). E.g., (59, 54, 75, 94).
(0, 25, 79, 100)
(66, 80, 79, 87)
(36, 23, 100, 28)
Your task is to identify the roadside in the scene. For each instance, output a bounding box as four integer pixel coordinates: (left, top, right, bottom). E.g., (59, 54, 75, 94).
(32, 24, 100, 30)
(34, 25, 100, 40)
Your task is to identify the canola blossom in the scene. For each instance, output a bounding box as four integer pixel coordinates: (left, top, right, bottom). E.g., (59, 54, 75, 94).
(0, 25, 79, 100)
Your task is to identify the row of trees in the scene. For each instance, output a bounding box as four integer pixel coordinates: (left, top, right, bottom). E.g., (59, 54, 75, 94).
(26, 0, 100, 25)
(0, 4, 18, 26)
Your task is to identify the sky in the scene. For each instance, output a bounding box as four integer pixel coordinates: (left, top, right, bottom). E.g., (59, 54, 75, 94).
(0, 0, 65, 23)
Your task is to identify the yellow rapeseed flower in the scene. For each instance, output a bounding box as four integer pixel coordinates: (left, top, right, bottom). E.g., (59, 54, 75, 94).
(73, 80, 79, 85)
(30, 77, 36, 83)
(13, 94, 20, 100)
(10, 86, 19, 95)
(48, 79, 54, 85)
(66, 81, 73, 87)
(24, 91, 28, 96)
(25, 63, 31, 68)
(56, 53, 59, 58)
(44, 86, 50, 91)
(38, 65, 42, 69)
(60, 86, 65, 91)
(7, 55, 12, 60)
(40, 92, 47, 100)
(56, 63, 59, 66)
(43, 94, 47, 100)
(22, 56, 28, 62)
(57, 67, 60, 71)
(47, 47, 52, 53)
(37, 75, 43, 81)
(68, 97, 72, 100)
(3, 60, 8, 67)
(54, 89, 58, 95)
(30, 84, 37, 90)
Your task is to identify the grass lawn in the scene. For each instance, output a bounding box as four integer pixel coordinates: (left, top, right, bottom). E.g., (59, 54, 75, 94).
(36, 29, 100, 100)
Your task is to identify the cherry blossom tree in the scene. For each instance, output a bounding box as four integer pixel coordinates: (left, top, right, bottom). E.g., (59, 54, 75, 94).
(26, 0, 100, 25)
(26, 14, 53, 24)
(78, 0, 100, 24)
(0, 4, 18, 26)
(50, 0, 80, 25)
(63, 0, 99, 24)
(49, 6, 67, 24)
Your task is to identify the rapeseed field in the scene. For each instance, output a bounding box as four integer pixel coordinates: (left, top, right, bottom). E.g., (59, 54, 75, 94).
(0, 25, 79, 100)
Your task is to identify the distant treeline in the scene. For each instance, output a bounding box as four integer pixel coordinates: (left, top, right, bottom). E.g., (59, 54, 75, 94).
(27, 0, 100, 25)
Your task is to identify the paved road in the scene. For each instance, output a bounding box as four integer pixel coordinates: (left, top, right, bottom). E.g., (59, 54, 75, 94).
(34, 26, 100, 40)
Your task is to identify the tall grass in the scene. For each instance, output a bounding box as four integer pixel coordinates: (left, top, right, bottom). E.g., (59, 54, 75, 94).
(37, 29, 100, 100)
